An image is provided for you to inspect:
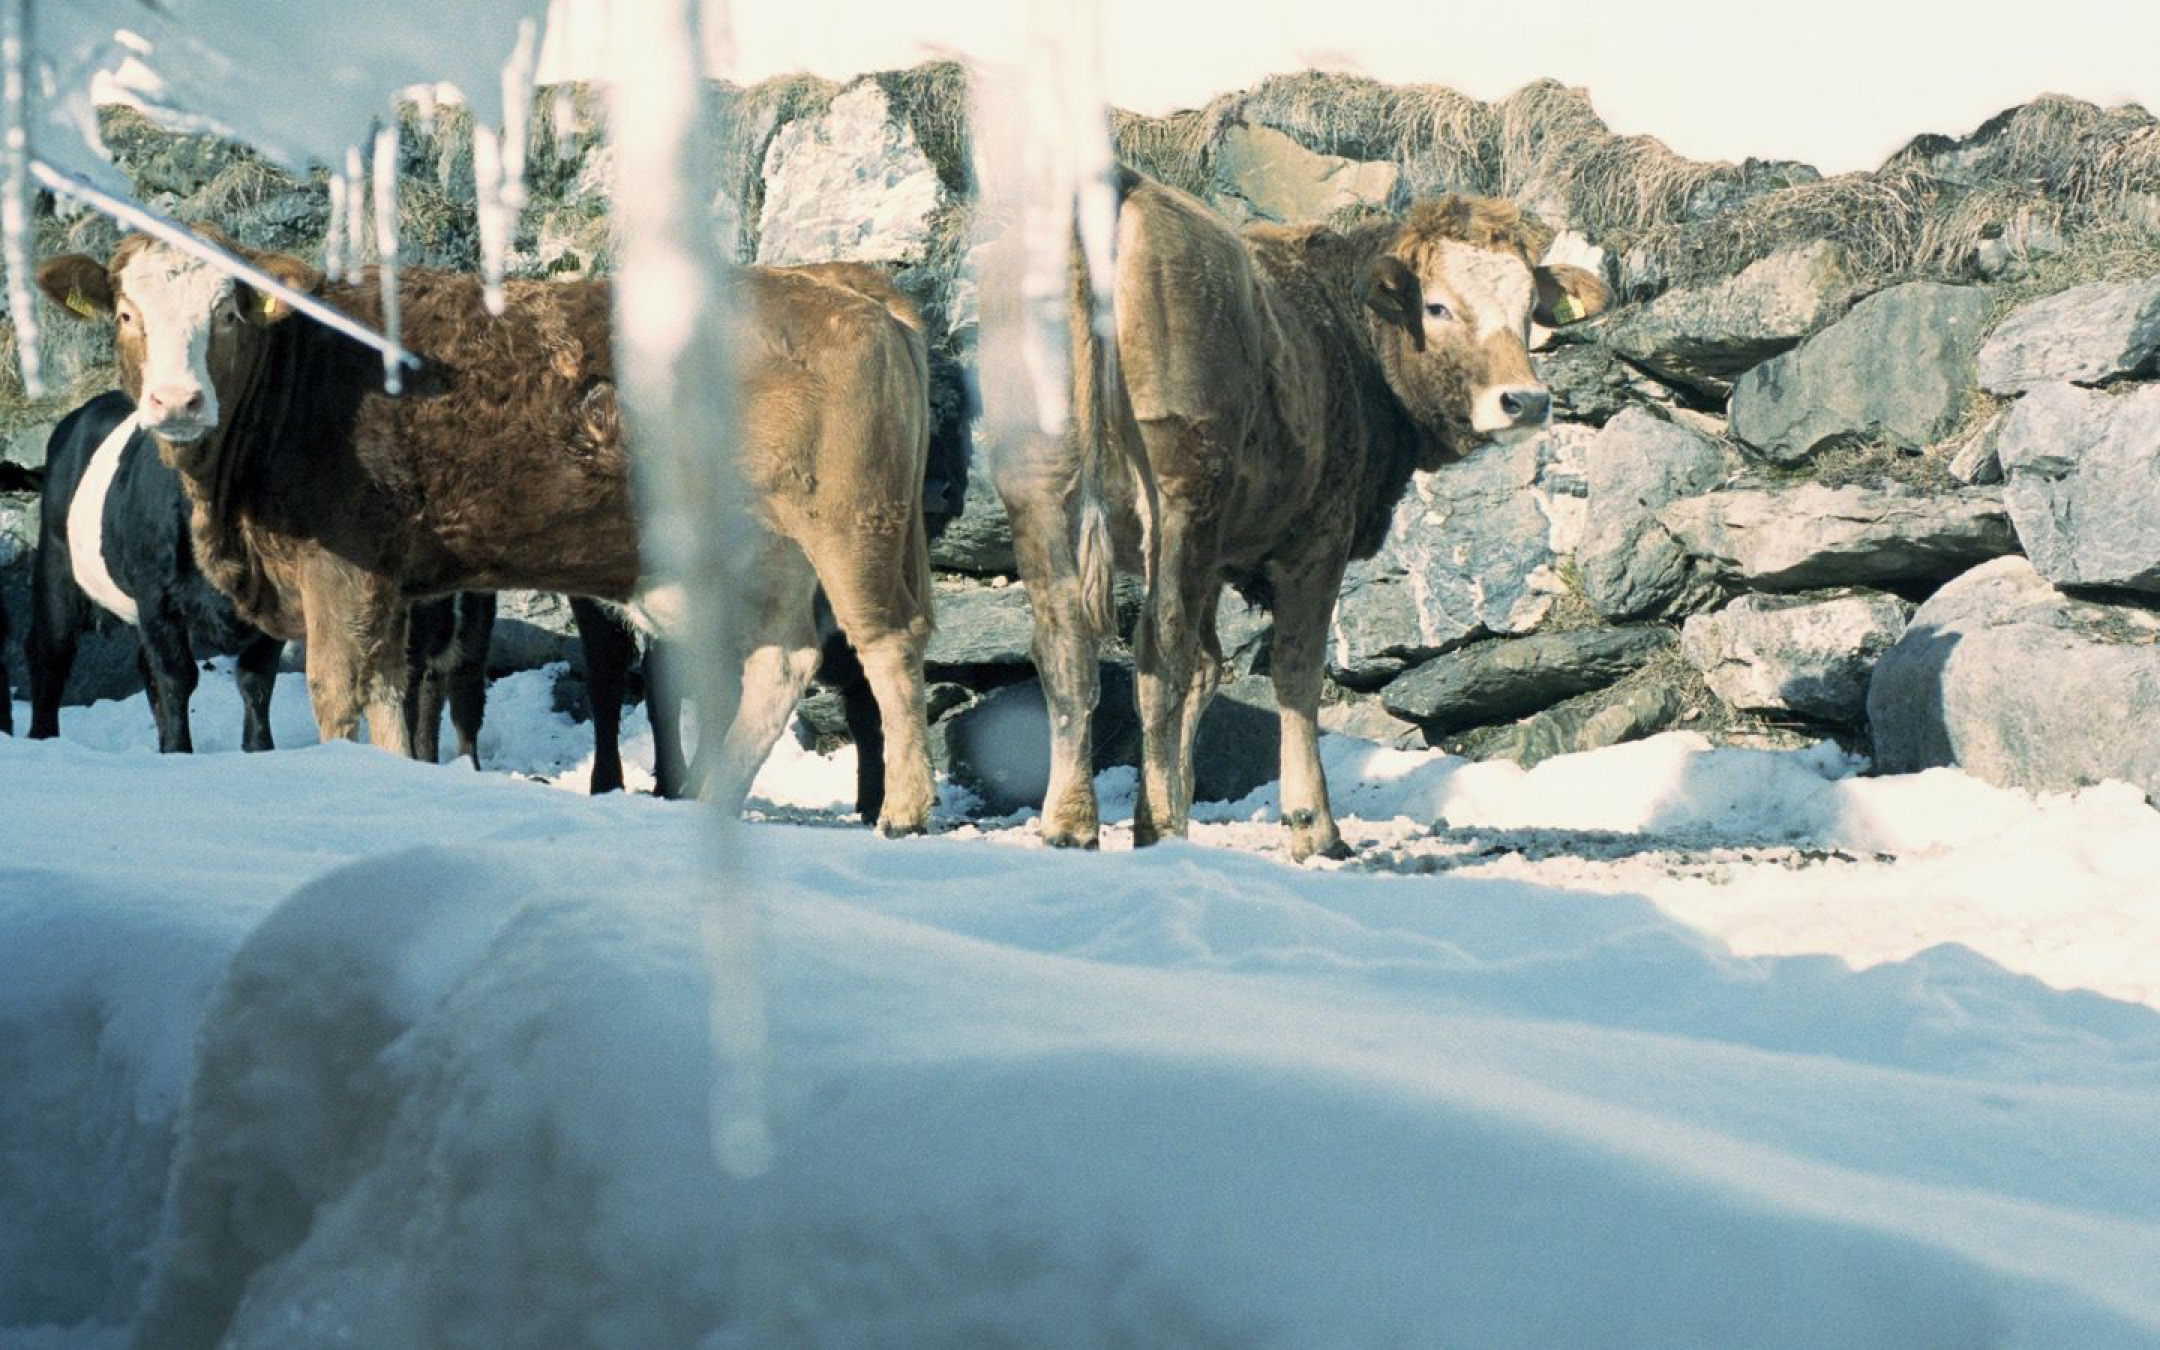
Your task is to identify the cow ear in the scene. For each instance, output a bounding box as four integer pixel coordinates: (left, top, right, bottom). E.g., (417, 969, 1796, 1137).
(242, 252, 323, 323)
(36, 255, 114, 320)
(1533, 263, 1611, 327)
(1363, 255, 1426, 352)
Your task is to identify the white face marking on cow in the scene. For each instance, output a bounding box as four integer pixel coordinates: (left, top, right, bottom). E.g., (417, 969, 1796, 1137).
(1423, 243, 1548, 440)
(117, 248, 237, 443)
(1427, 244, 1536, 344)
(67, 412, 146, 626)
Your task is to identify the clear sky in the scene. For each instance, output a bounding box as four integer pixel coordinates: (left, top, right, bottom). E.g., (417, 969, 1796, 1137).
(541, 0, 2160, 175)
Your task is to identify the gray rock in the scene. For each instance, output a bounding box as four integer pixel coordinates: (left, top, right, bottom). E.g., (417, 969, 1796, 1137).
(754, 80, 946, 267)
(1680, 590, 1912, 724)
(1976, 277, 2160, 394)
(488, 590, 582, 674)
(1330, 425, 1594, 683)
(1467, 681, 1689, 769)
(1317, 692, 1425, 748)
(926, 578, 1036, 669)
(1531, 340, 1658, 426)
(1945, 410, 2006, 486)
(934, 667, 1279, 814)
(1729, 282, 1996, 465)
(1994, 382, 2160, 594)
(1869, 555, 2160, 795)
(1658, 483, 2019, 590)
(926, 426, 1016, 575)
(1379, 627, 1676, 733)
(1576, 409, 1735, 621)
(1605, 240, 1855, 397)
(1210, 124, 1400, 225)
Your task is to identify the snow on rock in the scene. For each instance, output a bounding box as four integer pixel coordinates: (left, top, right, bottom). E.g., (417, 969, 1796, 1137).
(752, 80, 946, 266)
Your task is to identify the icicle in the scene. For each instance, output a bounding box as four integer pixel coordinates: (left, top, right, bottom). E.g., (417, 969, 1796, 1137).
(1012, 0, 1116, 436)
(2, 0, 43, 399)
(343, 145, 366, 276)
(372, 122, 402, 396)
(471, 123, 508, 315)
(607, 0, 771, 1184)
(412, 82, 439, 139)
(550, 86, 578, 165)
(324, 171, 348, 282)
(498, 18, 538, 213)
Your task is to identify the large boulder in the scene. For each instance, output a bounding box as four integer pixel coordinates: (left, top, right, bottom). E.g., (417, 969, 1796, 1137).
(1604, 240, 1855, 397)
(1868, 556, 2160, 795)
(1209, 124, 1399, 225)
(1993, 382, 2160, 595)
(1729, 282, 1996, 466)
(1461, 680, 1690, 769)
(1379, 627, 1676, 733)
(1975, 277, 2160, 394)
(1680, 590, 1911, 725)
(1330, 426, 1594, 684)
(1657, 483, 2019, 591)
(753, 80, 946, 266)
(1575, 409, 1734, 621)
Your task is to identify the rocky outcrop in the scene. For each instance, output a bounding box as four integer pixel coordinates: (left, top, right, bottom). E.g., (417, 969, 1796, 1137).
(1729, 282, 1996, 465)
(1681, 590, 1911, 724)
(1868, 557, 2160, 795)
(1604, 240, 1854, 397)
(1657, 484, 2018, 590)
(1378, 627, 1675, 733)
(1574, 409, 1734, 621)
(1994, 382, 2160, 594)
(752, 81, 947, 267)
(1976, 278, 2160, 394)
(1210, 124, 1399, 225)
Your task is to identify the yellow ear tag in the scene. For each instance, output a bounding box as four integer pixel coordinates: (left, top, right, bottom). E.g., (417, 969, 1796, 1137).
(1551, 295, 1583, 325)
(65, 287, 95, 318)
(259, 294, 281, 319)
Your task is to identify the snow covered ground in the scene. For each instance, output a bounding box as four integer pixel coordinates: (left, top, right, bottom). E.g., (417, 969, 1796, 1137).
(6, 664, 2160, 1346)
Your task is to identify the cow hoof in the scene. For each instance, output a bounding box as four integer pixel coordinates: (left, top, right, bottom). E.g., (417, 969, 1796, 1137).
(877, 817, 929, 839)
(1042, 829, 1100, 851)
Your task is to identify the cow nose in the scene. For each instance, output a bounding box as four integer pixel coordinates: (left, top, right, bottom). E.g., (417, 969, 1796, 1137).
(1498, 389, 1551, 425)
(145, 384, 206, 419)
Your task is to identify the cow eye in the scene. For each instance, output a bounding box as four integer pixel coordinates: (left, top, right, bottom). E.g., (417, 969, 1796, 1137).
(1425, 301, 1452, 321)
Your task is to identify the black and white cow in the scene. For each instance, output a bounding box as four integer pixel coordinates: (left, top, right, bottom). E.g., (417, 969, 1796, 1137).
(28, 390, 283, 751)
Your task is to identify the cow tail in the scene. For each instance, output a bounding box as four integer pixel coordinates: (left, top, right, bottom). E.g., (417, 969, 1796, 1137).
(1069, 212, 1118, 642)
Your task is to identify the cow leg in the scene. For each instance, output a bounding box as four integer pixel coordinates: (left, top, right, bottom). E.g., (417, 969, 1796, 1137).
(570, 595, 634, 795)
(644, 638, 690, 800)
(704, 544, 824, 821)
(995, 443, 1105, 848)
(1267, 550, 1353, 862)
(304, 567, 410, 754)
(812, 628, 886, 827)
(137, 610, 201, 754)
(26, 561, 89, 740)
(234, 635, 280, 753)
(404, 599, 447, 764)
(1132, 510, 1217, 848)
(446, 594, 495, 770)
(799, 548, 935, 838)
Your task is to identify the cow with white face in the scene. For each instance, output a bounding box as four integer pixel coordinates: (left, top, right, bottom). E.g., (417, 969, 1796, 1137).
(991, 173, 1610, 861)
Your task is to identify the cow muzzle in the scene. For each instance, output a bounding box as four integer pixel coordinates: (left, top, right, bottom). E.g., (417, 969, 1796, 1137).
(1472, 384, 1552, 442)
(141, 383, 215, 444)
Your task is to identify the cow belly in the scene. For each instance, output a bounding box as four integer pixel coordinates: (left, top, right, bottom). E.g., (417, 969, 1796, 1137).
(67, 413, 144, 626)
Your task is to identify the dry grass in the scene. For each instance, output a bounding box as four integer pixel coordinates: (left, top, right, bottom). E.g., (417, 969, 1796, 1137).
(1631, 160, 1950, 287)
(877, 61, 974, 193)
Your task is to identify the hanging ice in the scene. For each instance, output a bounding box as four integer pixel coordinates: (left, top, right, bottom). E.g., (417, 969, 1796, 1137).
(373, 123, 403, 395)
(3, 0, 43, 398)
(605, 0, 771, 1182)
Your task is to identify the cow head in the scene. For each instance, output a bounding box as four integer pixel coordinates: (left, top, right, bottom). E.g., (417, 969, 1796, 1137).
(39, 231, 320, 462)
(1362, 195, 1609, 462)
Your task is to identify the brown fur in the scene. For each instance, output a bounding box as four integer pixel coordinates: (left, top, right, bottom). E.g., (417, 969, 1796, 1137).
(38, 234, 938, 831)
(994, 174, 1609, 859)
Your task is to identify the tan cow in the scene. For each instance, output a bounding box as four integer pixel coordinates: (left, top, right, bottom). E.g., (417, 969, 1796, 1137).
(992, 171, 1609, 860)
(38, 231, 937, 832)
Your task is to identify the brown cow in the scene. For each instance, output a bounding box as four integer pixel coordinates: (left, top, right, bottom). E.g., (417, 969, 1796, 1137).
(991, 171, 1609, 860)
(37, 231, 937, 833)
